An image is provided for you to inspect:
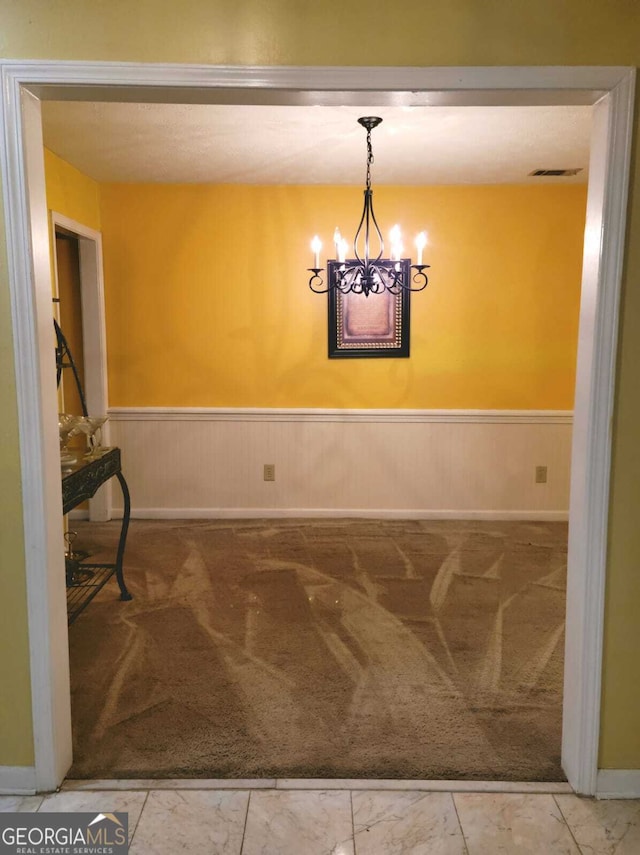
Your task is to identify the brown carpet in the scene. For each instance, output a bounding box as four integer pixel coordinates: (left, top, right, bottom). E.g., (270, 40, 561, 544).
(68, 518, 567, 781)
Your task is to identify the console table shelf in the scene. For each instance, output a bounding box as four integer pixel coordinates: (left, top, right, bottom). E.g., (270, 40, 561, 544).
(62, 447, 133, 624)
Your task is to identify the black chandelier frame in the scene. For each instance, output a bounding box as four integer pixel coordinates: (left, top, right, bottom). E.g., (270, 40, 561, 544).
(308, 116, 430, 298)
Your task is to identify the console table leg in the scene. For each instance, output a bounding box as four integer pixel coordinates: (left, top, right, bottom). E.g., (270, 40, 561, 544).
(114, 470, 133, 601)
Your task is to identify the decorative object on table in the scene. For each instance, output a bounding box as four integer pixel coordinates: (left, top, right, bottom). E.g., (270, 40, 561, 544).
(307, 116, 430, 298)
(75, 415, 109, 458)
(58, 412, 80, 470)
(54, 316, 88, 415)
(56, 308, 89, 468)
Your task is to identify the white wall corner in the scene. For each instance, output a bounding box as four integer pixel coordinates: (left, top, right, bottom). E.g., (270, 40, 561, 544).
(0, 766, 37, 795)
(596, 769, 640, 799)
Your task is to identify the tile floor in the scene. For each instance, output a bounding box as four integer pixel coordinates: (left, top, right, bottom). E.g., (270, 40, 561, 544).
(1, 781, 639, 854)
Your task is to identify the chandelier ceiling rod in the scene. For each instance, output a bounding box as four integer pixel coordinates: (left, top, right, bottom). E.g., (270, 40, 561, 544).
(354, 116, 384, 268)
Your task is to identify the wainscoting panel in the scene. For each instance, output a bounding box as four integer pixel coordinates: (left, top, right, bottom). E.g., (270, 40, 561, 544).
(108, 409, 573, 519)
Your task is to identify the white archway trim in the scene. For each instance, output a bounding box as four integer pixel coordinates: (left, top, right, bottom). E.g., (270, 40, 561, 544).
(0, 62, 634, 794)
(0, 82, 72, 792)
(563, 71, 636, 795)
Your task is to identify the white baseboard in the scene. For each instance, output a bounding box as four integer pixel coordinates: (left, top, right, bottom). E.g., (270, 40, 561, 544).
(596, 770, 640, 799)
(68, 509, 89, 521)
(118, 507, 570, 521)
(0, 765, 36, 795)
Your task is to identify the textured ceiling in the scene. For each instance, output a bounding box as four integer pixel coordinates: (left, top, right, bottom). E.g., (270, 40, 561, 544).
(41, 102, 592, 185)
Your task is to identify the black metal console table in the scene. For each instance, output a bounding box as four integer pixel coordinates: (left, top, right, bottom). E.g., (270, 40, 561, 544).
(62, 447, 133, 624)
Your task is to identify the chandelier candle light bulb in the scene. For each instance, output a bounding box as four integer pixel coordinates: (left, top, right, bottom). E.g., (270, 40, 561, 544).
(307, 117, 430, 297)
(416, 231, 428, 265)
(311, 235, 322, 269)
(389, 224, 403, 262)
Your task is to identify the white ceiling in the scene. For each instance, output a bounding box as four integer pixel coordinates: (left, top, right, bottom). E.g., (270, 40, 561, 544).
(41, 102, 592, 185)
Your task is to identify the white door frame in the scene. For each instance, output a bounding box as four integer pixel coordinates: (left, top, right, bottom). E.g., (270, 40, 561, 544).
(52, 212, 112, 521)
(0, 62, 634, 794)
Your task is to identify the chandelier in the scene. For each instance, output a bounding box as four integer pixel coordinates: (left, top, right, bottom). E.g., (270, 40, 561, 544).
(308, 116, 430, 298)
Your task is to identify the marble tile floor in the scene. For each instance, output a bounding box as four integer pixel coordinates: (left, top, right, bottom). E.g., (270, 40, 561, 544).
(2, 781, 640, 854)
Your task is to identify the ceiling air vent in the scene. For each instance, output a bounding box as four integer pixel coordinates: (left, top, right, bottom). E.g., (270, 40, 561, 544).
(529, 168, 583, 177)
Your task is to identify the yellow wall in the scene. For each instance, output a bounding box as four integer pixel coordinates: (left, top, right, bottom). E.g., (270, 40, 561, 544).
(1, 0, 640, 774)
(44, 148, 100, 410)
(600, 148, 640, 768)
(0, 1, 638, 67)
(0, 253, 33, 765)
(44, 149, 101, 233)
(101, 182, 586, 409)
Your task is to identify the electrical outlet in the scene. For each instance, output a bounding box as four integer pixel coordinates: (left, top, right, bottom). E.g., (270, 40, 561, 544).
(264, 463, 275, 482)
(535, 465, 548, 484)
